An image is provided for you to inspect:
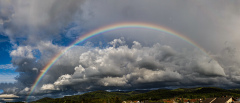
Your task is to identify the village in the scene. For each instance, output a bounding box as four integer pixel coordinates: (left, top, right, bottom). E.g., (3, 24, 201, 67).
(123, 96, 240, 103)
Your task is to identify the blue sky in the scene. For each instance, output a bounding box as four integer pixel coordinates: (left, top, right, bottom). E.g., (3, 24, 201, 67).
(0, 35, 12, 65)
(1, 0, 240, 102)
(0, 35, 17, 83)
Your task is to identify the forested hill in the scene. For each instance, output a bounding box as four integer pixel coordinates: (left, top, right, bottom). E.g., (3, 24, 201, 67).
(30, 87, 240, 103)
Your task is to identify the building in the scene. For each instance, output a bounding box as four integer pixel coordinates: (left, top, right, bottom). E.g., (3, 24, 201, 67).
(183, 99, 200, 103)
(202, 97, 233, 103)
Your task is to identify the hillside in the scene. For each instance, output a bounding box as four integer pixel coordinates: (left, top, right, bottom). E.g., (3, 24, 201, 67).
(31, 90, 140, 103)
(30, 87, 240, 103)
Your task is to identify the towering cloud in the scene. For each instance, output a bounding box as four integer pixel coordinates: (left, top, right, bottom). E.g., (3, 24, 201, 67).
(39, 39, 226, 92)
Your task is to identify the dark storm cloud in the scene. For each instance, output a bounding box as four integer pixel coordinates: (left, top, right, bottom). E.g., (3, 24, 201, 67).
(0, 83, 16, 90)
(79, 0, 240, 53)
(0, 0, 85, 44)
(215, 44, 240, 84)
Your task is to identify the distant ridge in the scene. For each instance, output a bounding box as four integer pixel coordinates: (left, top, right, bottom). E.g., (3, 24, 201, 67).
(29, 87, 240, 103)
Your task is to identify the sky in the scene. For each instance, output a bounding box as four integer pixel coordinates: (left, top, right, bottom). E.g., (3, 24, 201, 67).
(0, 0, 240, 102)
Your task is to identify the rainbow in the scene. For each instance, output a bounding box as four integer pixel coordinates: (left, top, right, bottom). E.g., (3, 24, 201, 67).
(26, 22, 207, 101)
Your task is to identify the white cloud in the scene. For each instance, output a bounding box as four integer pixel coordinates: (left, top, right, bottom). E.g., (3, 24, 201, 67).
(109, 37, 126, 47)
(53, 74, 72, 86)
(0, 64, 15, 70)
(127, 69, 182, 84)
(0, 94, 19, 98)
(18, 87, 30, 95)
(98, 77, 128, 86)
(0, 74, 17, 83)
(10, 46, 34, 59)
(41, 84, 56, 91)
(40, 39, 226, 92)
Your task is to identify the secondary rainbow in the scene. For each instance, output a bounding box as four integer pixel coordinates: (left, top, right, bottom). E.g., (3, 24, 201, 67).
(27, 22, 207, 100)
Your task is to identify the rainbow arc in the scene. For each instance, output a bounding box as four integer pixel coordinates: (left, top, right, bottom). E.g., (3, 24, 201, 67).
(27, 22, 210, 101)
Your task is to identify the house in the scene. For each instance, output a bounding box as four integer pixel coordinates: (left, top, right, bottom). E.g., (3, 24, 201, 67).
(232, 98, 240, 103)
(163, 99, 175, 103)
(183, 99, 199, 103)
(202, 97, 233, 103)
(189, 99, 199, 103)
(202, 98, 216, 103)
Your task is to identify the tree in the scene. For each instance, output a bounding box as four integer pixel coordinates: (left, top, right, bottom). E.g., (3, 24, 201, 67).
(114, 96, 122, 103)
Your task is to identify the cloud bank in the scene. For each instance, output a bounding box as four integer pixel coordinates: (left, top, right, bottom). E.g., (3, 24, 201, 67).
(0, 0, 240, 102)
(39, 39, 227, 92)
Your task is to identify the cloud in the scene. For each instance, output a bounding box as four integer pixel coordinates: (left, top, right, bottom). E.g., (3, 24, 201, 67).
(0, 94, 18, 98)
(190, 57, 226, 77)
(6, 40, 90, 93)
(0, 83, 16, 91)
(0, 64, 15, 70)
(53, 74, 73, 86)
(38, 39, 227, 93)
(215, 44, 240, 84)
(0, 94, 23, 103)
(1, 39, 240, 101)
(41, 84, 56, 91)
(79, 0, 240, 53)
(98, 77, 128, 87)
(0, 0, 85, 44)
(10, 46, 35, 59)
(0, 0, 13, 23)
(0, 74, 17, 83)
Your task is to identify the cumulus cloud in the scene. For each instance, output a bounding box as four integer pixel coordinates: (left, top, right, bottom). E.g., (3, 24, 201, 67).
(3, 40, 90, 95)
(38, 39, 227, 92)
(41, 84, 56, 91)
(10, 46, 35, 59)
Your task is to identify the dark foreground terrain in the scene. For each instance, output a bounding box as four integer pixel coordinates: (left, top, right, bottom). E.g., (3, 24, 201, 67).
(9, 87, 240, 103)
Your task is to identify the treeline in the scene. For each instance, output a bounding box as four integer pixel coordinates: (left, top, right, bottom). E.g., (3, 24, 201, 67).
(30, 87, 240, 103)
(128, 87, 240, 101)
(32, 96, 122, 103)
(31, 90, 135, 103)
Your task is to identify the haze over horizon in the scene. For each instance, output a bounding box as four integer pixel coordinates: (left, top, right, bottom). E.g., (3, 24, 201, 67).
(0, 0, 240, 102)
